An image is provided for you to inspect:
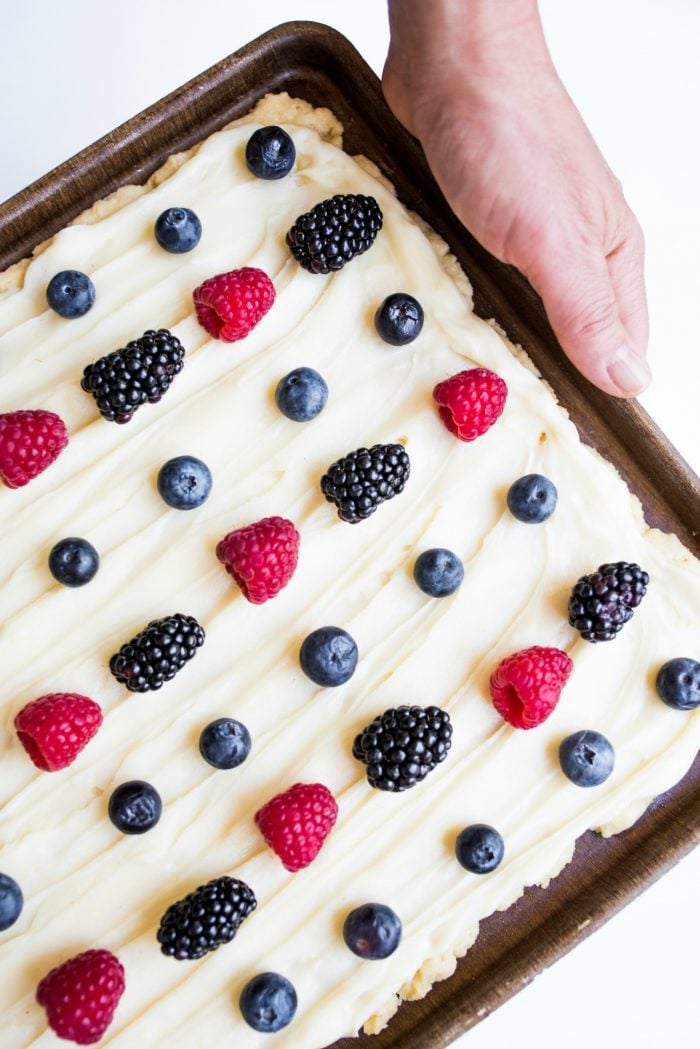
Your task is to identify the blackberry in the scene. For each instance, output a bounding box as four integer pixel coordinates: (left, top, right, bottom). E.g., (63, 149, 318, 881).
(286, 193, 383, 274)
(321, 443, 410, 524)
(81, 329, 185, 423)
(568, 561, 649, 642)
(110, 613, 205, 692)
(157, 876, 256, 960)
(352, 705, 453, 791)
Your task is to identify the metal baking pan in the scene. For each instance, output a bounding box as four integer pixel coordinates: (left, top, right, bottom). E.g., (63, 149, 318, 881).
(1, 21, 697, 1049)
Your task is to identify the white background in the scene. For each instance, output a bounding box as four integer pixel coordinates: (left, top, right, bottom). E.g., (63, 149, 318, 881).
(1, 3, 698, 1048)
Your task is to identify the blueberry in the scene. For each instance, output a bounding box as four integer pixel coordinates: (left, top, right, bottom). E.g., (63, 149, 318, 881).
(455, 824, 505, 874)
(48, 537, 100, 587)
(240, 972, 297, 1032)
(199, 718, 251, 769)
(413, 548, 464, 597)
(299, 626, 358, 687)
(0, 873, 23, 932)
(108, 780, 162, 834)
(275, 367, 328, 422)
(154, 207, 202, 253)
(343, 903, 402, 960)
(559, 730, 615, 787)
(374, 293, 424, 346)
(245, 126, 296, 180)
(506, 474, 557, 523)
(46, 270, 95, 318)
(157, 455, 212, 510)
(655, 658, 700, 711)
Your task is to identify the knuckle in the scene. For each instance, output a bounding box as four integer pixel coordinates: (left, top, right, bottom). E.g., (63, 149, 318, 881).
(567, 293, 619, 342)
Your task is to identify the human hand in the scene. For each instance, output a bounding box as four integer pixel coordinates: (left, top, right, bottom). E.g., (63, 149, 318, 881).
(383, 0, 650, 397)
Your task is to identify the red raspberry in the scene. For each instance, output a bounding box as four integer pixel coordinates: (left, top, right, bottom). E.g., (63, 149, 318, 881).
(433, 368, 507, 441)
(255, 782, 338, 872)
(489, 646, 573, 729)
(0, 409, 69, 488)
(37, 949, 125, 1045)
(216, 516, 300, 604)
(192, 267, 275, 342)
(15, 693, 103, 771)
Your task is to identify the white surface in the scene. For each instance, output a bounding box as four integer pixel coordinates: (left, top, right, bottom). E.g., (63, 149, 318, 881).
(1, 3, 697, 1047)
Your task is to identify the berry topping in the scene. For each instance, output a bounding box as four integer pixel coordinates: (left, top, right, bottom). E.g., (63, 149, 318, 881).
(109, 613, 205, 693)
(374, 293, 424, 346)
(299, 626, 358, 687)
(157, 455, 212, 510)
(46, 270, 95, 319)
(455, 825, 505, 874)
(343, 903, 402, 960)
(568, 561, 649, 642)
(0, 409, 68, 489)
(413, 548, 464, 597)
(255, 783, 338, 872)
(48, 537, 99, 587)
(36, 949, 125, 1045)
(489, 646, 573, 729)
(507, 473, 558, 523)
(433, 368, 507, 441)
(108, 780, 162, 834)
(199, 718, 251, 769)
(216, 516, 300, 604)
(157, 876, 256, 961)
(286, 193, 383, 274)
(559, 730, 615, 787)
(193, 267, 275, 342)
(275, 366, 328, 422)
(352, 705, 453, 792)
(15, 693, 102, 771)
(154, 207, 202, 253)
(321, 443, 410, 524)
(240, 973, 298, 1033)
(80, 328, 185, 424)
(245, 125, 296, 180)
(0, 873, 23, 932)
(655, 657, 700, 711)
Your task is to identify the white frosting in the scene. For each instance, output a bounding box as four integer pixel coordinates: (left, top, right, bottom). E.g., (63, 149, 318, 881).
(0, 109, 698, 1049)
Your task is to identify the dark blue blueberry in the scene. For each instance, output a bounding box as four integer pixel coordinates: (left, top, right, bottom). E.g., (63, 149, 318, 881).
(374, 293, 424, 346)
(0, 873, 23, 932)
(245, 126, 296, 180)
(48, 537, 99, 588)
(108, 780, 162, 834)
(275, 367, 328, 422)
(199, 718, 251, 770)
(240, 972, 297, 1032)
(507, 474, 557, 523)
(157, 455, 212, 510)
(655, 658, 700, 711)
(46, 270, 95, 318)
(559, 730, 615, 787)
(343, 903, 402, 960)
(154, 207, 202, 253)
(455, 824, 505, 874)
(299, 626, 358, 687)
(413, 548, 464, 597)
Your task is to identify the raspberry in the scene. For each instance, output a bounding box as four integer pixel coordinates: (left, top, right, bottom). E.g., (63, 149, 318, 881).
(36, 949, 125, 1045)
(433, 368, 507, 441)
(255, 783, 338, 871)
(193, 267, 275, 342)
(489, 646, 573, 729)
(14, 693, 103, 771)
(0, 409, 68, 488)
(216, 516, 300, 604)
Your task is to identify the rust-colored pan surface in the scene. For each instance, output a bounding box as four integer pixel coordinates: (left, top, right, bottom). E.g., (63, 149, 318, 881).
(1, 21, 697, 1048)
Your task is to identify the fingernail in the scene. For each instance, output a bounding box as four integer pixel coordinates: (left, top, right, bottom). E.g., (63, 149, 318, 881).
(607, 346, 652, 397)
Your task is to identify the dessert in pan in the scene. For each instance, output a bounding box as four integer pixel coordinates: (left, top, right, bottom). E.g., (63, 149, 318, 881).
(0, 93, 698, 1047)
